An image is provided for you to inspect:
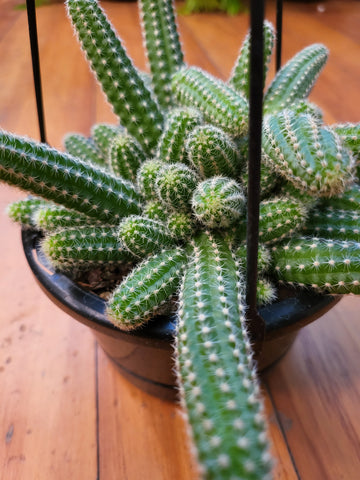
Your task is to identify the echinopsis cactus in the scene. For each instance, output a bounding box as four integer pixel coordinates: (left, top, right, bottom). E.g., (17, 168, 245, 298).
(1, 0, 359, 478)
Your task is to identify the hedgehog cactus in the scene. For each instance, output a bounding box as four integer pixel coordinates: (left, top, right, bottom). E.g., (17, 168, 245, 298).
(1, 1, 360, 479)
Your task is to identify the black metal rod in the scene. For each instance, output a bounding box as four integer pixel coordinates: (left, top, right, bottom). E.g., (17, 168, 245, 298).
(276, 0, 283, 71)
(26, 0, 47, 143)
(246, 0, 266, 348)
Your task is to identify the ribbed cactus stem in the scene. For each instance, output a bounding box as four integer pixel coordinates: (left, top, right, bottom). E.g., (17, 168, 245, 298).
(90, 123, 124, 159)
(172, 66, 249, 136)
(66, 0, 164, 155)
(139, 0, 184, 109)
(262, 110, 354, 197)
(118, 215, 176, 258)
(107, 246, 186, 330)
(64, 133, 106, 167)
(264, 43, 329, 113)
(271, 236, 360, 294)
(186, 125, 240, 179)
(6, 197, 49, 227)
(175, 232, 272, 480)
(289, 100, 323, 124)
(155, 163, 199, 211)
(42, 226, 134, 271)
(34, 204, 104, 231)
(229, 20, 275, 99)
(234, 244, 272, 274)
(156, 108, 202, 164)
(167, 212, 195, 240)
(136, 159, 165, 201)
(143, 200, 169, 221)
(0, 131, 143, 223)
(108, 132, 146, 182)
(333, 123, 360, 172)
(191, 177, 246, 229)
(302, 207, 360, 241)
(318, 184, 360, 211)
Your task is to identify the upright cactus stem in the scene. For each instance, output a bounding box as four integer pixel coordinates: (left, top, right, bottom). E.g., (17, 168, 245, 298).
(108, 133, 147, 182)
(155, 163, 199, 211)
(229, 20, 275, 99)
(139, 0, 184, 109)
(175, 232, 272, 480)
(64, 133, 106, 167)
(172, 66, 249, 137)
(90, 123, 124, 159)
(66, 0, 164, 155)
(264, 43, 329, 113)
(0, 131, 142, 223)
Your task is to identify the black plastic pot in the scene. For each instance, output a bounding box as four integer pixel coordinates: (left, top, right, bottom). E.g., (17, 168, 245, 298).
(22, 228, 340, 402)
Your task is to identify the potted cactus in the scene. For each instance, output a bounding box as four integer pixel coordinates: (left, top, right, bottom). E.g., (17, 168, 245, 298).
(1, 0, 360, 478)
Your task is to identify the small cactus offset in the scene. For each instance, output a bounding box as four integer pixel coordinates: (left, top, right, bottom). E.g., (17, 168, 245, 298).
(64, 133, 106, 167)
(139, 0, 184, 109)
(192, 176, 246, 229)
(264, 43, 329, 114)
(229, 20, 275, 99)
(271, 237, 360, 294)
(175, 232, 272, 480)
(172, 66, 249, 136)
(118, 215, 176, 258)
(1, 2, 360, 479)
(156, 108, 203, 164)
(107, 246, 186, 330)
(6, 197, 49, 227)
(186, 125, 241, 179)
(108, 132, 146, 182)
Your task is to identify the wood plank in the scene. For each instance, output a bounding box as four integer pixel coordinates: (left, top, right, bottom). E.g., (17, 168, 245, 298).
(264, 297, 360, 480)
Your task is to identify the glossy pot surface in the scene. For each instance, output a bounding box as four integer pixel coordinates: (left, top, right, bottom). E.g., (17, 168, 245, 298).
(22, 229, 340, 401)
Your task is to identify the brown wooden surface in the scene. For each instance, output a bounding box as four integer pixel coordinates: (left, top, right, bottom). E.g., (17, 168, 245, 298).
(0, 1, 359, 478)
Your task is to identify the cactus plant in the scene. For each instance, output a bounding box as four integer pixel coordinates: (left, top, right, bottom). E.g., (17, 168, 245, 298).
(1, 1, 360, 479)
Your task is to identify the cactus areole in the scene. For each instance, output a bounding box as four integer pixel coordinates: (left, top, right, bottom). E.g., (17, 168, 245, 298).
(2, 1, 359, 479)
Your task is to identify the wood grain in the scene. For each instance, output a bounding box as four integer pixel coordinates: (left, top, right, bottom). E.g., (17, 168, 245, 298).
(0, 1, 359, 479)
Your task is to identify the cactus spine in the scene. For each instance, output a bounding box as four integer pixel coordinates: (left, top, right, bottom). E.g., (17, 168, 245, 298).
(0, 131, 142, 223)
(139, 0, 184, 109)
(172, 66, 249, 136)
(175, 232, 272, 480)
(66, 0, 164, 155)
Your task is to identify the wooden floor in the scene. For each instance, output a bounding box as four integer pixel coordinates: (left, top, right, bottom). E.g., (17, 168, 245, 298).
(0, 1, 360, 478)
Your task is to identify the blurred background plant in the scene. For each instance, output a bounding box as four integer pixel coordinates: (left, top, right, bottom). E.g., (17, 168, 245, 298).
(182, 0, 246, 15)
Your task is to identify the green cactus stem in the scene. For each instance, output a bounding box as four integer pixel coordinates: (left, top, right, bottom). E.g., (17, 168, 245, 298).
(256, 278, 277, 306)
(289, 100, 323, 125)
(301, 207, 360, 241)
(175, 231, 272, 480)
(143, 200, 169, 222)
(233, 244, 272, 274)
(0, 130, 143, 223)
(107, 246, 186, 330)
(90, 123, 124, 159)
(137, 158, 165, 201)
(66, 0, 164, 155)
(229, 20, 275, 99)
(155, 162, 199, 211)
(6, 197, 49, 227)
(186, 125, 240, 179)
(271, 236, 360, 294)
(139, 0, 184, 109)
(264, 43, 329, 114)
(191, 177, 246, 229)
(156, 108, 202, 164)
(118, 215, 176, 258)
(42, 226, 134, 271)
(262, 110, 354, 197)
(64, 132, 105, 167)
(318, 183, 360, 211)
(34, 204, 104, 232)
(232, 196, 308, 246)
(108, 132, 147, 182)
(332, 123, 360, 162)
(167, 212, 195, 240)
(172, 66, 249, 136)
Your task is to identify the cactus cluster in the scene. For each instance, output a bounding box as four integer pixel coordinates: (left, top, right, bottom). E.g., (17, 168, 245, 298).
(1, 1, 359, 479)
